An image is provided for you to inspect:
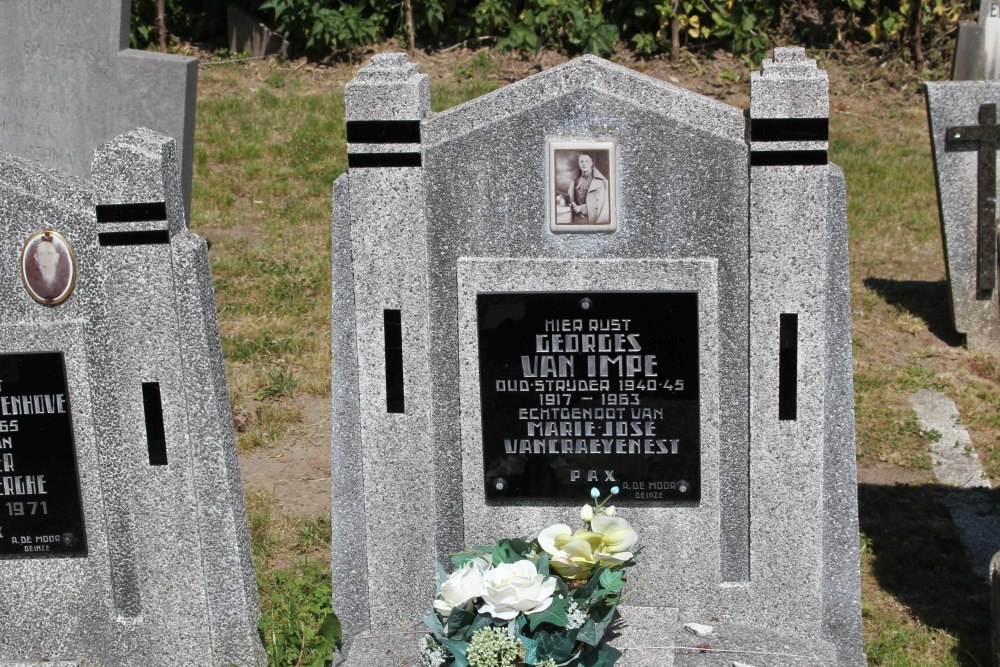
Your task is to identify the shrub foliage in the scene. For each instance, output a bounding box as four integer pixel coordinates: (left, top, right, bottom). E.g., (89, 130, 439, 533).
(134, 1, 973, 68)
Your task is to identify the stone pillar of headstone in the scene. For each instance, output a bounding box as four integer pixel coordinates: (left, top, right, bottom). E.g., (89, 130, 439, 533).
(749, 47, 864, 667)
(89, 128, 263, 665)
(993, 550, 1000, 667)
(332, 54, 434, 653)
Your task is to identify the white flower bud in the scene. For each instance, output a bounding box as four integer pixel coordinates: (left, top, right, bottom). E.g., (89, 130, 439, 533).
(603, 505, 616, 517)
(580, 504, 594, 522)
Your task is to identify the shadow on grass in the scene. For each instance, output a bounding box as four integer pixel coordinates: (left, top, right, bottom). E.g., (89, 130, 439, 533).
(858, 483, 994, 666)
(863, 278, 963, 347)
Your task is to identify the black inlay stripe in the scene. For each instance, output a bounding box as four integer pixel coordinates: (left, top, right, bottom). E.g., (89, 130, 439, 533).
(750, 150, 828, 167)
(384, 309, 404, 414)
(98, 230, 170, 246)
(348, 152, 422, 168)
(751, 118, 829, 142)
(778, 313, 798, 421)
(346, 120, 421, 144)
(142, 382, 168, 466)
(96, 202, 167, 223)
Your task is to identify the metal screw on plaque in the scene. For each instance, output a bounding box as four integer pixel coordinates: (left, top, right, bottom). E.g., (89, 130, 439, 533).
(677, 480, 690, 494)
(579, 297, 593, 311)
(61, 532, 75, 546)
(493, 478, 508, 492)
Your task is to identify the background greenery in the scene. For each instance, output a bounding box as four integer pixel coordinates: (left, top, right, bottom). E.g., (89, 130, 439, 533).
(134, 0, 974, 66)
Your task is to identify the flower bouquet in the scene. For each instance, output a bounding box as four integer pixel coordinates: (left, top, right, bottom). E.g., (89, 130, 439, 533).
(420, 487, 638, 667)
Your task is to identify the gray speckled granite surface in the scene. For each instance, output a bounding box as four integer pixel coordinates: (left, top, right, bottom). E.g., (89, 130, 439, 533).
(925, 81, 1000, 354)
(0, 129, 262, 666)
(0, 0, 196, 214)
(332, 49, 862, 666)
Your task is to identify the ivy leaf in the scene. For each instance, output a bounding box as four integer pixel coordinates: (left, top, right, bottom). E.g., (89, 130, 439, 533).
(535, 552, 550, 577)
(576, 565, 607, 600)
(577, 640, 623, 667)
(576, 619, 600, 646)
(535, 627, 580, 663)
(596, 643, 623, 665)
(447, 607, 478, 641)
(438, 636, 470, 667)
(423, 612, 442, 634)
(520, 633, 539, 664)
(469, 613, 493, 635)
(597, 568, 623, 594)
(527, 594, 570, 631)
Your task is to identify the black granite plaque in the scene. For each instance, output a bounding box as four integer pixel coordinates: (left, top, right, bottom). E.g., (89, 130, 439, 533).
(0, 352, 87, 557)
(478, 292, 700, 502)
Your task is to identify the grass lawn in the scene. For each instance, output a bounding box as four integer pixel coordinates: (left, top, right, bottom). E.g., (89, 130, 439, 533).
(191, 51, 999, 666)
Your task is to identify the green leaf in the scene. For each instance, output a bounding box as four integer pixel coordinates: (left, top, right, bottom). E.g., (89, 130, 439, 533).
(527, 594, 570, 631)
(316, 612, 342, 647)
(520, 633, 539, 664)
(423, 612, 443, 634)
(447, 607, 477, 640)
(535, 552, 550, 577)
(438, 636, 470, 667)
(576, 619, 601, 646)
(598, 568, 623, 594)
(597, 643, 623, 665)
(535, 627, 579, 663)
(576, 566, 605, 600)
(469, 613, 494, 635)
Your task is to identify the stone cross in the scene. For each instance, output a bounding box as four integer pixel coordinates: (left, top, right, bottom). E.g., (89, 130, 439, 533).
(0, 0, 197, 213)
(947, 103, 1000, 298)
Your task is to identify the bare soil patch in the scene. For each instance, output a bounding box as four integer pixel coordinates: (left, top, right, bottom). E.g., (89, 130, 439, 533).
(239, 395, 331, 518)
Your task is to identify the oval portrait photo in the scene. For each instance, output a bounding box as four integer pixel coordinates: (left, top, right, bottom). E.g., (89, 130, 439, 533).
(20, 230, 76, 306)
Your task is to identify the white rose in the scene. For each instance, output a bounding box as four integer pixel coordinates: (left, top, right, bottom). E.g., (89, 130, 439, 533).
(433, 558, 488, 618)
(479, 560, 557, 621)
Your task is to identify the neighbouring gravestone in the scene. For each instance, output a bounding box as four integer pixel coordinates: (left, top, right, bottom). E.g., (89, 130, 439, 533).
(955, 0, 1000, 81)
(0, 128, 263, 666)
(227, 4, 289, 59)
(0, 0, 197, 214)
(331, 49, 863, 666)
(925, 82, 1000, 354)
(993, 551, 1000, 667)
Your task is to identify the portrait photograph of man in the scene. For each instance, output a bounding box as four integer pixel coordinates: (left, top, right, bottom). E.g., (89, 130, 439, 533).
(20, 230, 76, 305)
(548, 140, 617, 234)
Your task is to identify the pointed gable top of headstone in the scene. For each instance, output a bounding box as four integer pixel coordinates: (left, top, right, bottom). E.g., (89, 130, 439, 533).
(422, 55, 744, 148)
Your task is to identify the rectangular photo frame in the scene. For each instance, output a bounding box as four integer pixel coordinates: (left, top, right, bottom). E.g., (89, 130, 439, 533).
(547, 138, 618, 234)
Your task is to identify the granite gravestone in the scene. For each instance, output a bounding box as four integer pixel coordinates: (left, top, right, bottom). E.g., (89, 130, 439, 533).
(332, 49, 863, 666)
(993, 550, 1000, 667)
(0, 0, 197, 213)
(926, 83, 1000, 354)
(954, 0, 1000, 81)
(0, 128, 263, 666)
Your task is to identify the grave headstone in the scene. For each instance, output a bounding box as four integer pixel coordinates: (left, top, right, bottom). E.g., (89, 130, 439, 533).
(0, 0, 197, 214)
(954, 0, 1000, 80)
(227, 4, 289, 59)
(993, 550, 1000, 667)
(925, 83, 1000, 354)
(0, 128, 263, 666)
(332, 49, 863, 666)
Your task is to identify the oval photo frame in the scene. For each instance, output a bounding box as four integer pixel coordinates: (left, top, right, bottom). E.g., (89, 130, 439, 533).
(20, 230, 77, 306)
